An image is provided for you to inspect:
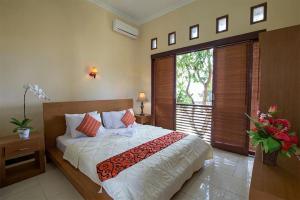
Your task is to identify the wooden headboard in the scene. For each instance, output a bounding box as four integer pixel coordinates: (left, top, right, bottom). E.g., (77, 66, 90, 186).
(43, 99, 133, 151)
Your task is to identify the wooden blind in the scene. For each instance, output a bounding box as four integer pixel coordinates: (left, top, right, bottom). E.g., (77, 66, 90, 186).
(152, 56, 176, 130)
(249, 42, 260, 152)
(212, 42, 251, 155)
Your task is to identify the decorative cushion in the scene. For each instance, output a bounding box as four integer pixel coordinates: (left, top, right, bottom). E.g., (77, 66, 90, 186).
(121, 110, 136, 127)
(76, 114, 101, 137)
(66, 112, 103, 138)
(64, 111, 98, 135)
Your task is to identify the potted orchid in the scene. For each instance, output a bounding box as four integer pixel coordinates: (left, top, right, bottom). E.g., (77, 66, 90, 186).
(10, 84, 50, 139)
(246, 105, 299, 166)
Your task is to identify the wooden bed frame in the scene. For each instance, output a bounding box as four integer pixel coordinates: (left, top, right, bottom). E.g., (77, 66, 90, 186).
(43, 99, 133, 200)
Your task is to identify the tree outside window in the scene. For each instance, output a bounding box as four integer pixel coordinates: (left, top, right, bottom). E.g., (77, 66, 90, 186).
(176, 49, 213, 105)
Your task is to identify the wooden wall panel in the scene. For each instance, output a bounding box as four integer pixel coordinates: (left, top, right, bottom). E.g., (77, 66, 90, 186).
(152, 56, 176, 130)
(259, 25, 300, 139)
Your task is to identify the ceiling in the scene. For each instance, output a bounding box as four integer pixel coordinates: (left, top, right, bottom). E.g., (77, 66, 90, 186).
(89, 0, 195, 25)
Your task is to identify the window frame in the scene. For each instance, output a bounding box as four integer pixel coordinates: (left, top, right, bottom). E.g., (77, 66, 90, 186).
(216, 15, 229, 34)
(151, 38, 158, 50)
(250, 2, 267, 25)
(189, 24, 199, 40)
(168, 32, 176, 46)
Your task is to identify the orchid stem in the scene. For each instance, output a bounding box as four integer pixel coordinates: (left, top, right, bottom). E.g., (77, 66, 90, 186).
(24, 88, 28, 120)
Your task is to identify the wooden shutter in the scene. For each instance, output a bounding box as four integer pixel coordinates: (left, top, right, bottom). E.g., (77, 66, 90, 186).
(212, 42, 251, 155)
(152, 56, 176, 130)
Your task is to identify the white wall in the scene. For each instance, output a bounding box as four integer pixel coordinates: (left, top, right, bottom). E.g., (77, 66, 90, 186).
(0, 0, 140, 136)
(137, 0, 300, 114)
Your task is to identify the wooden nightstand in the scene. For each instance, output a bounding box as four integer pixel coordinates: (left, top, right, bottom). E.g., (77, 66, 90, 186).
(0, 132, 45, 187)
(135, 114, 152, 125)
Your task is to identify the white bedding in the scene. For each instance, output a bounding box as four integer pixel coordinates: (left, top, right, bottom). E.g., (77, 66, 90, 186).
(62, 125, 213, 200)
(56, 134, 81, 152)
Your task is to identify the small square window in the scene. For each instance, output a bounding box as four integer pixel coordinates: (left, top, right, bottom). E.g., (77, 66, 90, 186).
(189, 25, 199, 40)
(251, 3, 267, 24)
(216, 15, 228, 33)
(168, 32, 176, 45)
(151, 38, 157, 50)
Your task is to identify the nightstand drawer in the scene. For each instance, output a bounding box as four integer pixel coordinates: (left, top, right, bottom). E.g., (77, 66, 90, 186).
(139, 117, 151, 124)
(135, 114, 152, 125)
(5, 139, 40, 159)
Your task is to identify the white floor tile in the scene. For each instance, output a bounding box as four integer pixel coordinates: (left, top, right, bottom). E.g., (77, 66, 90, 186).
(0, 148, 253, 200)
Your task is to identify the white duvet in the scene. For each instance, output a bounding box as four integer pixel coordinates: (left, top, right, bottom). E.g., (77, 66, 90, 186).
(63, 125, 213, 200)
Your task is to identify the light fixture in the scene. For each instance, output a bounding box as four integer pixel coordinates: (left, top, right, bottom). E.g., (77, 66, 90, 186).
(89, 66, 98, 78)
(137, 92, 147, 115)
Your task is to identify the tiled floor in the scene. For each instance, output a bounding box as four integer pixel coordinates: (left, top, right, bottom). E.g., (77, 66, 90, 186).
(0, 149, 253, 200)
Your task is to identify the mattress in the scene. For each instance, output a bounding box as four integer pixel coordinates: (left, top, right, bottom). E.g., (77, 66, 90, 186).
(56, 134, 78, 152)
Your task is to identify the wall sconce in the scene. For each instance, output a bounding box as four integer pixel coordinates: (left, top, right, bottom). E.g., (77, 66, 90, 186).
(89, 66, 98, 78)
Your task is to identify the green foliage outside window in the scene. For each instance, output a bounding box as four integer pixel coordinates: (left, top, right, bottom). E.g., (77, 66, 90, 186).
(176, 49, 213, 105)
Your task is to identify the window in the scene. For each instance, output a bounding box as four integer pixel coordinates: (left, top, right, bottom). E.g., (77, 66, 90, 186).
(151, 38, 157, 50)
(216, 15, 228, 33)
(250, 3, 267, 24)
(168, 32, 176, 45)
(189, 25, 199, 40)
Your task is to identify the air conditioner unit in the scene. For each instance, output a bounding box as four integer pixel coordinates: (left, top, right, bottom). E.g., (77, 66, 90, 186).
(113, 19, 139, 39)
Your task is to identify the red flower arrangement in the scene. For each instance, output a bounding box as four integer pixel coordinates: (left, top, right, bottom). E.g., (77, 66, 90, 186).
(246, 105, 299, 157)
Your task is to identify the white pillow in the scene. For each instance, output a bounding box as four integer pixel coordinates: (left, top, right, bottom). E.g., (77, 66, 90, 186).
(65, 111, 101, 137)
(64, 111, 98, 135)
(102, 110, 126, 129)
(68, 113, 103, 138)
(102, 108, 135, 129)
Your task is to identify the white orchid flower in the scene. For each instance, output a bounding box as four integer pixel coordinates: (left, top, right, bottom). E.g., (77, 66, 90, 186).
(24, 83, 50, 101)
(22, 83, 50, 119)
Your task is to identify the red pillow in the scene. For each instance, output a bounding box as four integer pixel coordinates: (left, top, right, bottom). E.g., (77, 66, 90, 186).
(76, 114, 101, 137)
(121, 110, 136, 127)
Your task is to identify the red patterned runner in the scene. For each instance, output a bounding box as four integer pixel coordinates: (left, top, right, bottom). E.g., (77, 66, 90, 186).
(96, 131, 187, 182)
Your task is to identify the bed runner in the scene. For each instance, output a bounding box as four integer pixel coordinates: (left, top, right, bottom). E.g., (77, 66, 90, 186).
(96, 131, 187, 182)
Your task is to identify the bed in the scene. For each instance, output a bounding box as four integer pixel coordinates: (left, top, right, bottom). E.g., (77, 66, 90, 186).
(43, 99, 212, 200)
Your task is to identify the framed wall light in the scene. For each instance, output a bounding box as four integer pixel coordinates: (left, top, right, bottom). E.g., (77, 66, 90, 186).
(250, 2, 267, 24)
(216, 15, 229, 33)
(151, 38, 157, 50)
(189, 24, 199, 40)
(168, 32, 176, 45)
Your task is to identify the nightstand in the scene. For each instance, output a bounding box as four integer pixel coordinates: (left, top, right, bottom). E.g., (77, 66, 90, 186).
(135, 114, 152, 125)
(0, 132, 45, 187)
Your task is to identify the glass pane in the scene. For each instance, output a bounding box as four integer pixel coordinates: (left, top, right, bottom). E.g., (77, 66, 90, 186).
(169, 33, 175, 44)
(176, 49, 213, 105)
(253, 6, 264, 22)
(152, 39, 157, 49)
(218, 17, 227, 32)
(191, 27, 198, 38)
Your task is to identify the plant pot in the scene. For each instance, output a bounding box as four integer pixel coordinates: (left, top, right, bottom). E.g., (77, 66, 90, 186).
(17, 128, 30, 140)
(262, 150, 279, 166)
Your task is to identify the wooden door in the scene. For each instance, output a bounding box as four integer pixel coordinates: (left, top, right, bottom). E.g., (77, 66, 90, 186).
(212, 42, 251, 155)
(260, 25, 300, 141)
(152, 56, 176, 130)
